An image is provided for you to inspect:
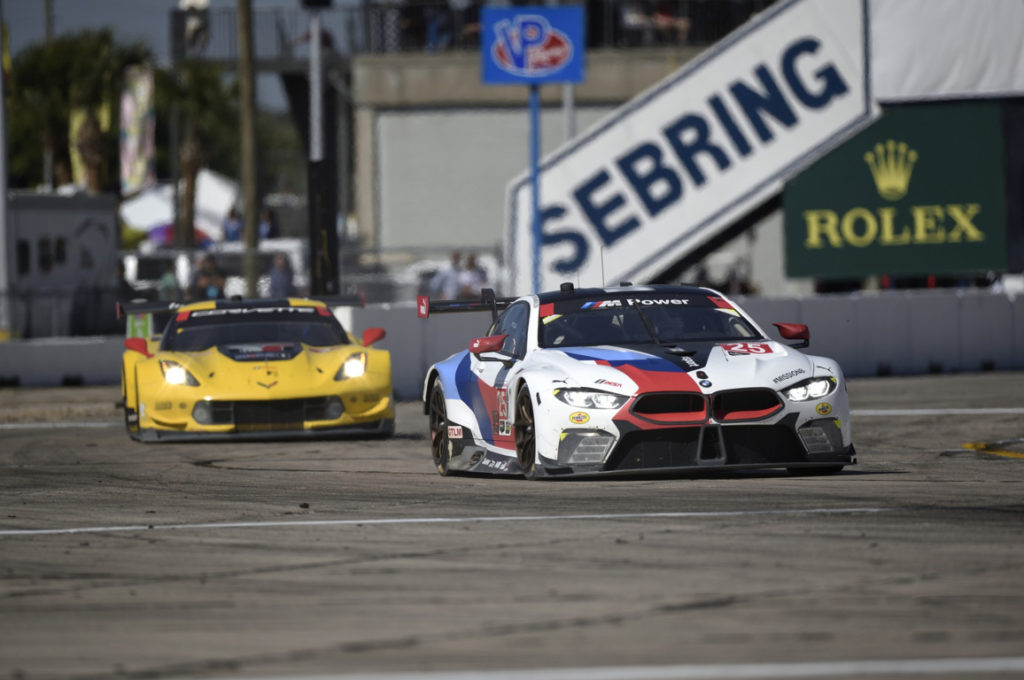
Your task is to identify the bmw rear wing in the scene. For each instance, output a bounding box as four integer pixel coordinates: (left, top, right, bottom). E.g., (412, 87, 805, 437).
(417, 288, 515, 322)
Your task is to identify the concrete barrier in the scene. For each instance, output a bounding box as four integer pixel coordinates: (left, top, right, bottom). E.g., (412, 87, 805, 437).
(1, 291, 1020, 397)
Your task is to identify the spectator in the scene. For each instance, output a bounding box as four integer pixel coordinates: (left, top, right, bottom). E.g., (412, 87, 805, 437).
(458, 252, 487, 298)
(428, 250, 462, 299)
(652, 1, 690, 44)
(268, 252, 296, 298)
(222, 207, 242, 242)
(157, 261, 181, 301)
(187, 254, 226, 300)
(258, 208, 278, 240)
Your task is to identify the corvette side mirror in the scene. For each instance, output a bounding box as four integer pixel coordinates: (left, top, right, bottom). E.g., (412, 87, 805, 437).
(361, 327, 386, 347)
(469, 334, 511, 362)
(773, 322, 809, 349)
(124, 337, 152, 357)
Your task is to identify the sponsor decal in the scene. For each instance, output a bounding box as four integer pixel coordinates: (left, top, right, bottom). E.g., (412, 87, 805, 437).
(490, 388, 512, 437)
(816, 402, 832, 415)
(722, 342, 774, 355)
(569, 411, 590, 424)
(581, 298, 692, 310)
(596, 379, 623, 388)
(773, 368, 807, 383)
(480, 456, 511, 472)
(448, 425, 463, 438)
(191, 307, 314, 318)
(681, 356, 699, 368)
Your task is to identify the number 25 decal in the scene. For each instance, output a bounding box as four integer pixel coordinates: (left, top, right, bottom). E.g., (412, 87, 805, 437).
(723, 342, 773, 354)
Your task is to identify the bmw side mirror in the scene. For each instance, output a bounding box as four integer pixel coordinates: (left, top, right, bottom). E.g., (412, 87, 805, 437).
(773, 322, 809, 349)
(469, 334, 511, 362)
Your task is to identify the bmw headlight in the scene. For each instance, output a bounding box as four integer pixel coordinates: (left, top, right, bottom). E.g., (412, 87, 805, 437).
(159, 360, 199, 386)
(783, 377, 836, 402)
(335, 352, 367, 380)
(554, 388, 627, 409)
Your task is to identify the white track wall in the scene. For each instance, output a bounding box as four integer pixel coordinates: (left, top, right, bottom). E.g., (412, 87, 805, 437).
(3, 291, 1022, 398)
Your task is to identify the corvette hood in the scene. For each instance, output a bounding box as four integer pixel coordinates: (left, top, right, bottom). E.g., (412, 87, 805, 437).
(161, 343, 352, 394)
(534, 341, 815, 394)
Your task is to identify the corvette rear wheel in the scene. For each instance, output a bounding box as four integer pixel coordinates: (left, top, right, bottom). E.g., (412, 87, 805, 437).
(428, 382, 453, 476)
(514, 388, 538, 480)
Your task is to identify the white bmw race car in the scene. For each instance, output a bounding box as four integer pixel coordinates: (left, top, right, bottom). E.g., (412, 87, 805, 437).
(419, 284, 855, 479)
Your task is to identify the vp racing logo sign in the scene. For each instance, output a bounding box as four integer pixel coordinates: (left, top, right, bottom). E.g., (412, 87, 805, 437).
(491, 15, 572, 78)
(482, 6, 583, 85)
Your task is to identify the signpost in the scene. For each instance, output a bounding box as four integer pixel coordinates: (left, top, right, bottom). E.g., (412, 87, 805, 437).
(504, 0, 876, 294)
(481, 5, 584, 293)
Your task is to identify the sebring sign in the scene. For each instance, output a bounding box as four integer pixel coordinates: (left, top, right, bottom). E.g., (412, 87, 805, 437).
(505, 0, 875, 293)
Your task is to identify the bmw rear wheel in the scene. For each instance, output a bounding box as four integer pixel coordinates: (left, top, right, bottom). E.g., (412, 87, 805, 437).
(428, 382, 452, 476)
(514, 387, 538, 480)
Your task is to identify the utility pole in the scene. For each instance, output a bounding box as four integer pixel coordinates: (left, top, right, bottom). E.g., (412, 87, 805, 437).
(42, 0, 53, 189)
(0, 0, 9, 337)
(236, 0, 259, 297)
(303, 0, 337, 295)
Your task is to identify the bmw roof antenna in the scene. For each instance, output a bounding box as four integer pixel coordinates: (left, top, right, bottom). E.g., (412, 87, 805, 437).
(560, 282, 574, 295)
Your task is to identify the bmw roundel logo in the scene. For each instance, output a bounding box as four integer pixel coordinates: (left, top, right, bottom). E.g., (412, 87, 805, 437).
(700, 380, 712, 388)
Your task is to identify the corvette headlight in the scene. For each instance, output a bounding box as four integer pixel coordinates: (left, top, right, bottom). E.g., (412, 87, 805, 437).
(159, 360, 199, 386)
(554, 388, 627, 409)
(783, 377, 836, 402)
(335, 352, 367, 380)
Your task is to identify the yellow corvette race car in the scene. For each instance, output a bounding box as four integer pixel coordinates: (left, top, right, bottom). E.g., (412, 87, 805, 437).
(119, 296, 394, 441)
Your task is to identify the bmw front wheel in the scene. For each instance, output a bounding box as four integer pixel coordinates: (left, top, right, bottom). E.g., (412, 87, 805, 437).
(514, 387, 538, 480)
(428, 382, 453, 476)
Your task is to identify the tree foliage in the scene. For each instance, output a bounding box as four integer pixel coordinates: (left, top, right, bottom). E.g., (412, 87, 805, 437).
(7, 29, 151, 190)
(7, 28, 306, 204)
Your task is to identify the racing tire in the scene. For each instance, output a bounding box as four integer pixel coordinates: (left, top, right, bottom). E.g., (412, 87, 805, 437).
(787, 465, 844, 476)
(123, 366, 142, 442)
(514, 387, 538, 480)
(428, 382, 453, 476)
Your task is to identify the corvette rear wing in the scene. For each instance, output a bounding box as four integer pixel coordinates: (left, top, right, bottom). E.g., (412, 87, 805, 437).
(115, 294, 366, 320)
(417, 288, 515, 322)
(116, 295, 367, 340)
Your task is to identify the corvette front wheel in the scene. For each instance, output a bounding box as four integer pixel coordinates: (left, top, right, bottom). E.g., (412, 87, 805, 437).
(428, 382, 453, 476)
(514, 388, 538, 480)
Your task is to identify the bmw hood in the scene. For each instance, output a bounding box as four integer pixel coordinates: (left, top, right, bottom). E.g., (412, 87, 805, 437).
(535, 341, 818, 394)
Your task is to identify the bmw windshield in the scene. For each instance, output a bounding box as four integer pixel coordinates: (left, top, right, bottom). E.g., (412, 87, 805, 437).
(539, 296, 761, 348)
(161, 307, 348, 351)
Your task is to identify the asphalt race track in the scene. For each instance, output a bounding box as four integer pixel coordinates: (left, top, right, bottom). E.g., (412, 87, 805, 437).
(2, 373, 1023, 680)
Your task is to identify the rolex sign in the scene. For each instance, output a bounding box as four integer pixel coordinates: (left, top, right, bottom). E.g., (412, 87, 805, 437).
(783, 102, 1008, 279)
